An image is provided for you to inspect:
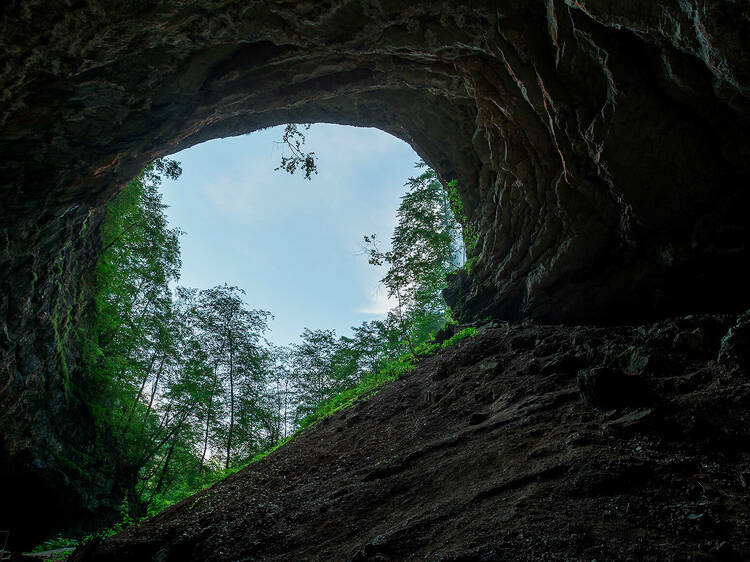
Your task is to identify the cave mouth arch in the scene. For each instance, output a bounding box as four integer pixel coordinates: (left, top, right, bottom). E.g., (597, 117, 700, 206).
(2, 0, 750, 549)
(79, 121, 464, 539)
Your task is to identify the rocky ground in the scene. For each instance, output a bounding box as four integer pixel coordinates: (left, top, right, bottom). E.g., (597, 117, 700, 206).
(71, 313, 750, 561)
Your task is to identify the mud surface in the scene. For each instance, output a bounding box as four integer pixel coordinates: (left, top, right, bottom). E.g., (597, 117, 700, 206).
(71, 314, 750, 561)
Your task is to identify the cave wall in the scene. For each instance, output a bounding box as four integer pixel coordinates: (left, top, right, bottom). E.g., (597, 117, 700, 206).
(1, 0, 749, 548)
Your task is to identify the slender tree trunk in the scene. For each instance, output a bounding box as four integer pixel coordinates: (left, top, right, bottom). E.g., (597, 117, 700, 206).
(394, 285, 417, 356)
(142, 355, 166, 425)
(199, 363, 219, 475)
(153, 439, 177, 497)
(138, 409, 189, 468)
(225, 334, 235, 471)
(282, 376, 288, 440)
(122, 350, 159, 428)
(147, 401, 173, 447)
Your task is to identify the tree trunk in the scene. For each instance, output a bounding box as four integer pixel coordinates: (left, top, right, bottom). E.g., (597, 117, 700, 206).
(153, 439, 177, 497)
(225, 334, 235, 471)
(138, 409, 189, 469)
(142, 354, 166, 425)
(395, 285, 417, 356)
(282, 376, 288, 440)
(199, 363, 219, 475)
(123, 350, 159, 428)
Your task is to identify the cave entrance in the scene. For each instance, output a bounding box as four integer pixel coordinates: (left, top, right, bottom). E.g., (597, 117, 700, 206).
(83, 122, 467, 528)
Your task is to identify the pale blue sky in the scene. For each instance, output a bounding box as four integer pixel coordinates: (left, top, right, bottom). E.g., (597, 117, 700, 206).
(162, 124, 419, 346)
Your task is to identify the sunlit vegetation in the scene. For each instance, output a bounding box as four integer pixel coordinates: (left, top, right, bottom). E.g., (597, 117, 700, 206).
(48, 151, 472, 548)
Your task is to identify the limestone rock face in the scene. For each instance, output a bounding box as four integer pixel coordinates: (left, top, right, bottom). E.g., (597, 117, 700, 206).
(1, 0, 749, 546)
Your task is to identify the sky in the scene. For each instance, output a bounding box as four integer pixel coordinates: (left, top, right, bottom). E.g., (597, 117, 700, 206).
(161, 124, 420, 347)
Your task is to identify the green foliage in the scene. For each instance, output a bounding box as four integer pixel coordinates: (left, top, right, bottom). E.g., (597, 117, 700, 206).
(86, 158, 194, 518)
(446, 180, 463, 220)
(447, 179, 478, 253)
(294, 324, 478, 431)
(296, 351, 417, 431)
(363, 165, 464, 354)
(117, 325, 478, 524)
(418, 325, 479, 354)
(31, 536, 78, 552)
(463, 255, 478, 275)
(86, 159, 284, 523)
(30, 493, 141, 557)
(75, 496, 139, 546)
(115, 496, 135, 530)
(183, 284, 272, 471)
(275, 124, 318, 180)
(291, 328, 359, 420)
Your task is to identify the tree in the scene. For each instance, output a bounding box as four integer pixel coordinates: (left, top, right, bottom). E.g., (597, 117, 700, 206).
(258, 344, 296, 441)
(350, 318, 405, 374)
(93, 159, 183, 413)
(88, 158, 192, 515)
(291, 328, 336, 418)
(82, 155, 468, 523)
(363, 165, 463, 353)
(172, 287, 226, 478)
(193, 285, 271, 470)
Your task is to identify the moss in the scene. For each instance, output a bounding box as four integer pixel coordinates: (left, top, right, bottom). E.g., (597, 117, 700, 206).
(447, 179, 478, 254)
(54, 448, 94, 484)
(51, 309, 71, 399)
(375, 454, 399, 466)
(50, 242, 78, 400)
(80, 208, 94, 234)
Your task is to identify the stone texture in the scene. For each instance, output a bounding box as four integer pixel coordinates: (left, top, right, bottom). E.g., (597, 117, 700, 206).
(718, 309, 750, 370)
(1, 0, 750, 546)
(577, 367, 649, 409)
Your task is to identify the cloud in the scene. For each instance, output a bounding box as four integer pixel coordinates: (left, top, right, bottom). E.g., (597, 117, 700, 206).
(357, 286, 396, 316)
(200, 177, 256, 218)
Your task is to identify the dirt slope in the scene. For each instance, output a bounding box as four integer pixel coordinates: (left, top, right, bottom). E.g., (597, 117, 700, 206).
(73, 316, 750, 561)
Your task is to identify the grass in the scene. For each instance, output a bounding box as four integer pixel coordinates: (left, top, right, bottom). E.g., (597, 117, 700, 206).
(297, 326, 478, 432)
(32, 536, 78, 552)
(296, 352, 416, 431)
(27, 535, 77, 559)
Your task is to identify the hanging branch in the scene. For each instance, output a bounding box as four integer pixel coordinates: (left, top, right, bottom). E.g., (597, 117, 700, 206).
(275, 124, 318, 180)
